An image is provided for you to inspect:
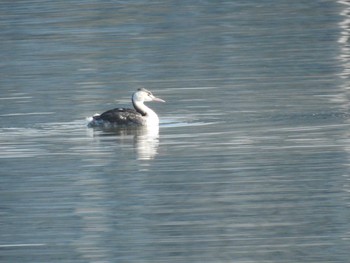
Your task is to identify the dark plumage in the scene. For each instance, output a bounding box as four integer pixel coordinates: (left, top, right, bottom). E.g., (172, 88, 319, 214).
(92, 108, 144, 126)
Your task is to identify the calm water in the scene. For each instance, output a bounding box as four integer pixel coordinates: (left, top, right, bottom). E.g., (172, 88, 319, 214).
(1, 1, 350, 262)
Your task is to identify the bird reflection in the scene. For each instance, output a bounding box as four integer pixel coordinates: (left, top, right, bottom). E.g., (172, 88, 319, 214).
(87, 125, 160, 160)
(132, 126, 160, 160)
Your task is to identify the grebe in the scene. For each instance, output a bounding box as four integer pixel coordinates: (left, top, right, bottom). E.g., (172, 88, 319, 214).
(87, 88, 165, 127)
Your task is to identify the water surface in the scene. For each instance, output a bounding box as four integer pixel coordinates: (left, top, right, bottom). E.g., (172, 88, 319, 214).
(1, 1, 350, 262)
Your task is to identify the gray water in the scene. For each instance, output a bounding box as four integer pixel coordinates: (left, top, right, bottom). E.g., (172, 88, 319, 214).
(1, 1, 350, 262)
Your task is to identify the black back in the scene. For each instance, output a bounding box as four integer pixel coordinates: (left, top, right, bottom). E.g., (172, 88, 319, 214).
(94, 108, 144, 125)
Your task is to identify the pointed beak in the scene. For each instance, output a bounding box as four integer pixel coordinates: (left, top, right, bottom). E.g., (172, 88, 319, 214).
(152, 96, 165, 103)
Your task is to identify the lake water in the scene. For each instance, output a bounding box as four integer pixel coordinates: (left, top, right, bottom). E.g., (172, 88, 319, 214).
(1, 1, 350, 262)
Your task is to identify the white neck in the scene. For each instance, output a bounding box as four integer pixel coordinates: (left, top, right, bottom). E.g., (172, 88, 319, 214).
(133, 101, 159, 125)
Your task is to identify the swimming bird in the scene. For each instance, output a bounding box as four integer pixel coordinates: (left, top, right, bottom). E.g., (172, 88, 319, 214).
(87, 88, 165, 127)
